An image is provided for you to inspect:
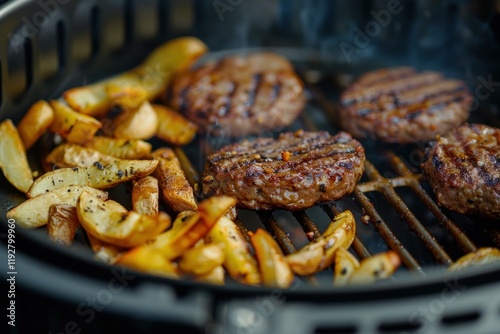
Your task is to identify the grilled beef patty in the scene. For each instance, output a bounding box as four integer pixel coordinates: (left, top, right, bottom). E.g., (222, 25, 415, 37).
(340, 67, 472, 143)
(202, 130, 365, 210)
(168, 52, 305, 137)
(421, 124, 500, 219)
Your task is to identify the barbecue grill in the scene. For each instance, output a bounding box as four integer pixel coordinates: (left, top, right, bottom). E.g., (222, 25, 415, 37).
(1, 0, 500, 333)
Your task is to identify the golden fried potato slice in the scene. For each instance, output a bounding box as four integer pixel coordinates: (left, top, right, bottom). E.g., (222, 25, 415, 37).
(333, 248, 360, 287)
(27, 159, 158, 198)
(164, 196, 236, 259)
(207, 216, 261, 285)
(106, 84, 148, 111)
(448, 248, 500, 271)
(49, 100, 102, 145)
(178, 243, 225, 276)
(115, 246, 179, 278)
(46, 143, 117, 168)
(133, 36, 208, 100)
(76, 191, 171, 248)
(86, 233, 124, 264)
(47, 204, 79, 246)
(108, 102, 158, 140)
(131, 176, 159, 215)
(17, 100, 54, 150)
(251, 229, 294, 288)
(152, 148, 197, 212)
(348, 251, 401, 285)
(7, 186, 108, 228)
(64, 37, 208, 117)
(0, 119, 33, 193)
(287, 210, 356, 276)
(87, 137, 152, 159)
(195, 265, 225, 285)
(153, 104, 198, 146)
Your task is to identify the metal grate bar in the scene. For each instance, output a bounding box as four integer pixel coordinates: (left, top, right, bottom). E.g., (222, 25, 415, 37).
(292, 210, 321, 240)
(387, 152, 477, 253)
(361, 161, 453, 265)
(353, 188, 423, 272)
(234, 217, 252, 244)
(257, 211, 297, 255)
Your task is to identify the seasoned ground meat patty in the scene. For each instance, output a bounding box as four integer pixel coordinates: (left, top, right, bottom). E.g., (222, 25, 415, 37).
(340, 67, 472, 143)
(202, 130, 365, 210)
(168, 52, 305, 137)
(421, 124, 500, 219)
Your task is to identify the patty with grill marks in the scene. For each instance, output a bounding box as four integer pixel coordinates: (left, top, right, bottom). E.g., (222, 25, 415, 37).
(421, 124, 500, 219)
(202, 130, 365, 210)
(168, 52, 305, 137)
(340, 67, 472, 143)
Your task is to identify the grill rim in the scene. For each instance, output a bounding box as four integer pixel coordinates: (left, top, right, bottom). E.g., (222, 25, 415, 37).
(0, 0, 499, 296)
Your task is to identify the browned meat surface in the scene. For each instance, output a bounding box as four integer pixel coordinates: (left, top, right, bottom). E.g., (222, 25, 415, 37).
(202, 131, 365, 210)
(421, 124, 500, 219)
(340, 67, 472, 143)
(168, 52, 305, 137)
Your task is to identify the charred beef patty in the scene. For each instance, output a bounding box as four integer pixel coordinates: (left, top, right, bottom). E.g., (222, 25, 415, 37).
(421, 124, 500, 219)
(340, 67, 472, 143)
(168, 52, 305, 137)
(202, 131, 365, 210)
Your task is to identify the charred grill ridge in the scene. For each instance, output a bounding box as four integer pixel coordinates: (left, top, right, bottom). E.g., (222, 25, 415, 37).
(202, 131, 365, 211)
(340, 67, 472, 143)
(421, 123, 500, 219)
(169, 52, 305, 137)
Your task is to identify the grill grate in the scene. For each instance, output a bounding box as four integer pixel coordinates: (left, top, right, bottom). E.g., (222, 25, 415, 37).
(172, 80, 498, 285)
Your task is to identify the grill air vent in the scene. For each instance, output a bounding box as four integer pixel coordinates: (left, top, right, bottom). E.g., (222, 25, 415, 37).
(440, 311, 481, 326)
(314, 325, 357, 334)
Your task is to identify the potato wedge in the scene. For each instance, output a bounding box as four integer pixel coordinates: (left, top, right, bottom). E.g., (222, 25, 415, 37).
(287, 210, 356, 276)
(333, 248, 360, 287)
(165, 196, 236, 259)
(0, 119, 33, 193)
(207, 217, 260, 285)
(153, 104, 197, 145)
(178, 243, 225, 276)
(106, 84, 148, 111)
(116, 246, 179, 278)
(152, 148, 197, 212)
(108, 102, 158, 140)
(132, 36, 208, 100)
(7, 186, 108, 228)
(131, 176, 159, 215)
(27, 159, 158, 197)
(251, 229, 294, 288)
(136, 196, 235, 260)
(76, 191, 171, 248)
(46, 143, 117, 168)
(448, 248, 500, 271)
(348, 251, 401, 285)
(49, 100, 102, 145)
(17, 100, 54, 149)
(86, 233, 124, 264)
(195, 265, 225, 285)
(47, 204, 79, 246)
(87, 137, 152, 159)
(64, 37, 208, 117)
